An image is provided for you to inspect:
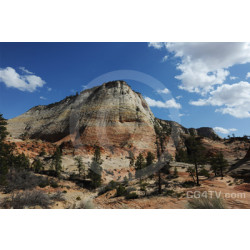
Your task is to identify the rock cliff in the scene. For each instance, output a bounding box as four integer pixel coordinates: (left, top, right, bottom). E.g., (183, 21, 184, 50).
(7, 80, 219, 156)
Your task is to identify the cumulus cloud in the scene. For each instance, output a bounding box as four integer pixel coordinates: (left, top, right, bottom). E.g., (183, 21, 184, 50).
(176, 95, 182, 99)
(145, 97, 181, 109)
(149, 42, 250, 94)
(157, 88, 170, 94)
(214, 127, 237, 134)
(246, 72, 250, 79)
(162, 55, 168, 62)
(230, 76, 238, 80)
(40, 96, 47, 100)
(47, 87, 52, 91)
(0, 67, 46, 92)
(19, 66, 33, 74)
(148, 42, 165, 49)
(190, 81, 250, 118)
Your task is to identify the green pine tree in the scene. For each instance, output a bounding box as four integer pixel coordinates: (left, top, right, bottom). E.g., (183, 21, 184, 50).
(74, 156, 85, 177)
(185, 136, 207, 186)
(51, 147, 62, 177)
(32, 158, 44, 173)
(135, 153, 146, 181)
(0, 114, 10, 185)
(88, 146, 103, 189)
(210, 152, 228, 178)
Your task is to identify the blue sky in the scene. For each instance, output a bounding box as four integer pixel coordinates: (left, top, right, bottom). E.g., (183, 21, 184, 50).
(0, 42, 250, 137)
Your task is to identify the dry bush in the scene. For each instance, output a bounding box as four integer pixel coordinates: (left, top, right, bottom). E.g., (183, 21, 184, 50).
(187, 196, 226, 209)
(5, 169, 49, 193)
(78, 198, 95, 209)
(8, 190, 51, 209)
(51, 191, 65, 201)
(67, 198, 95, 209)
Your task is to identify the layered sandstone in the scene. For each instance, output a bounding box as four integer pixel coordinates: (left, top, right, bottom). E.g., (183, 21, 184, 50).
(7, 80, 220, 157)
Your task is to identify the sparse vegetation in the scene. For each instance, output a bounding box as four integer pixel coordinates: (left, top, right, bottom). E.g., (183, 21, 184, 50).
(184, 136, 207, 185)
(140, 182, 148, 196)
(88, 145, 103, 189)
(78, 198, 95, 209)
(51, 191, 65, 201)
(116, 184, 127, 197)
(32, 158, 44, 173)
(182, 180, 196, 188)
(39, 147, 46, 157)
(4, 190, 51, 209)
(50, 180, 59, 188)
(4, 169, 49, 193)
(51, 147, 62, 177)
(175, 148, 188, 162)
(74, 156, 85, 177)
(210, 152, 228, 177)
(173, 167, 179, 178)
(187, 196, 225, 209)
(125, 192, 138, 200)
(199, 167, 210, 178)
(135, 153, 146, 181)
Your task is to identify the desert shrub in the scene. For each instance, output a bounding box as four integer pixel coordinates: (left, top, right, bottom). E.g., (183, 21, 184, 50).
(62, 190, 67, 194)
(9, 190, 51, 209)
(39, 148, 46, 157)
(123, 176, 129, 185)
(187, 196, 225, 209)
(126, 186, 136, 193)
(199, 168, 210, 178)
(125, 192, 138, 200)
(5, 169, 49, 193)
(181, 181, 196, 188)
(173, 167, 179, 178)
(116, 184, 127, 197)
(140, 182, 148, 196)
(164, 189, 175, 197)
(50, 180, 59, 188)
(78, 198, 95, 209)
(98, 180, 119, 195)
(32, 158, 44, 173)
(51, 191, 65, 201)
(76, 196, 81, 201)
(38, 179, 50, 188)
(0, 197, 10, 209)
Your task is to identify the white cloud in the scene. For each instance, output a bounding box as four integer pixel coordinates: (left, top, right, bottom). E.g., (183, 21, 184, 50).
(0, 67, 46, 92)
(176, 95, 182, 99)
(230, 76, 238, 80)
(150, 42, 250, 94)
(148, 42, 165, 49)
(19, 66, 33, 74)
(145, 97, 181, 109)
(214, 127, 237, 134)
(157, 88, 170, 94)
(190, 81, 250, 118)
(162, 55, 168, 62)
(82, 85, 88, 90)
(246, 72, 250, 79)
(40, 96, 47, 100)
(47, 87, 52, 91)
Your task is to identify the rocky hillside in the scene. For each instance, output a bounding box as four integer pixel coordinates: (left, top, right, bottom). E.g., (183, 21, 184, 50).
(230, 146, 250, 180)
(7, 80, 219, 157)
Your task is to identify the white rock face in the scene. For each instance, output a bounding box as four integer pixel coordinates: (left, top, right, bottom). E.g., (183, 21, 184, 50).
(7, 81, 156, 155)
(7, 80, 219, 157)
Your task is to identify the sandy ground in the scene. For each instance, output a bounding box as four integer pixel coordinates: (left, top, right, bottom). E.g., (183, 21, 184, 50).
(94, 175, 250, 209)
